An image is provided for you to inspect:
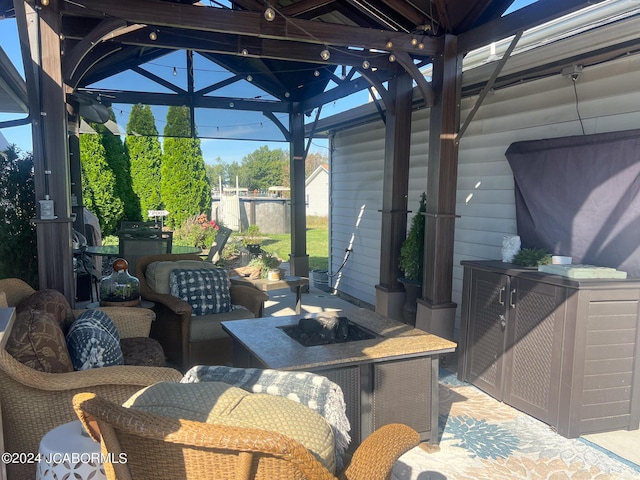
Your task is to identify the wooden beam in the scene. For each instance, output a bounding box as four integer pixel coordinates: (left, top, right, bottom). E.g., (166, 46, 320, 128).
(280, 0, 337, 18)
(88, 89, 291, 113)
(423, 34, 461, 306)
(113, 27, 400, 68)
(132, 66, 186, 94)
(62, 18, 128, 83)
(62, 0, 439, 54)
(288, 103, 309, 278)
(393, 50, 434, 107)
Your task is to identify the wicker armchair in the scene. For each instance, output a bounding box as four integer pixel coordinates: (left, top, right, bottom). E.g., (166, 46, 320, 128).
(0, 278, 183, 480)
(137, 254, 269, 370)
(73, 392, 420, 480)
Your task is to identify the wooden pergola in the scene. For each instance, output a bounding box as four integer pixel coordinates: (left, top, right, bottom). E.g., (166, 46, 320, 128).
(3, 0, 601, 335)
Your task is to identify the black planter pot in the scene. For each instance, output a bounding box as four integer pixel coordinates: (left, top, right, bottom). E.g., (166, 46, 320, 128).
(399, 277, 422, 326)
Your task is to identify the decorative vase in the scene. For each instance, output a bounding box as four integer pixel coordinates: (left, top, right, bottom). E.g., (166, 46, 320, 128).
(399, 278, 422, 326)
(99, 258, 140, 306)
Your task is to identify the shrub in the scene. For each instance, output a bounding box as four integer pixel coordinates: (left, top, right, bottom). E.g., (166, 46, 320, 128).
(172, 214, 219, 249)
(0, 146, 38, 287)
(399, 192, 426, 282)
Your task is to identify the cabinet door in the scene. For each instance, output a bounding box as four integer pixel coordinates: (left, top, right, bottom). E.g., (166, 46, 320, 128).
(464, 269, 509, 399)
(502, 277, 565, 425)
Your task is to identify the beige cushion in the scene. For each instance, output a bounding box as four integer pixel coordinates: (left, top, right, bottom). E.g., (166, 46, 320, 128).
(0, 291, 7, 308)
(125, 381, 336, 473)
(189, 305, 254, 341)
(145, 260, 219, 294)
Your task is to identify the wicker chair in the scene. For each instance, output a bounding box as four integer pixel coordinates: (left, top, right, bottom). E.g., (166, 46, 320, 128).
(137, 254, 269, 370)
(73, 391, 420, 480)
(0, 278, 183, 480)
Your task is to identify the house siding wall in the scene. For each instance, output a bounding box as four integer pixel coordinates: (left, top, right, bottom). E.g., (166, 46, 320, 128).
(305, 168, 329, 217)
(330, 53, 640, 330)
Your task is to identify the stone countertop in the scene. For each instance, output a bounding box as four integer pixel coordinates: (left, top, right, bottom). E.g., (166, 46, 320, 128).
(222, 308, 457, 371)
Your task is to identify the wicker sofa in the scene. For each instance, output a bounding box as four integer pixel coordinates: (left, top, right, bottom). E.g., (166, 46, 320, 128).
(0, 278, 182, 480)
(137, 254, 269, 371)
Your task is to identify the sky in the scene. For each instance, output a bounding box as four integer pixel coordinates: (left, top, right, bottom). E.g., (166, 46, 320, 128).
(0, 0, 533, 163)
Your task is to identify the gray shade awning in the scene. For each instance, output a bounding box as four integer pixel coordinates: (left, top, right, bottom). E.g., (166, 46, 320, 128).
(0, 43, 27, 115)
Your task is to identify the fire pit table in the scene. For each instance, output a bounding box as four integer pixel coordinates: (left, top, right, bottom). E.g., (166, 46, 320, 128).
(222, 308, 456, 446)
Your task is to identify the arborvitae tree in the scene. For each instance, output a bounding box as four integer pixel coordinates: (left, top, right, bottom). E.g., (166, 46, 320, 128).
(160, 106, 210, 228)
(94, 109, 140, 222)
(126, 104, 162, 220)
(0, 146, 38, 286)
(80, 133, 124, 235)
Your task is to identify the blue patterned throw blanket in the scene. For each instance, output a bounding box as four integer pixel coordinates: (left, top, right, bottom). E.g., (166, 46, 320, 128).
(182, 366, 351, 468)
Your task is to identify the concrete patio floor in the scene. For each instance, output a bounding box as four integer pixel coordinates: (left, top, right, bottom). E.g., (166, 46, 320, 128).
(266, 277, 640, 469)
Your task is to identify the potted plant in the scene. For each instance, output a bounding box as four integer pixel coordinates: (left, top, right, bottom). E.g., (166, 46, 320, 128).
(248, 251, 282, 278)
(511, 247, 552, 267)
(398, 192, 427, 325)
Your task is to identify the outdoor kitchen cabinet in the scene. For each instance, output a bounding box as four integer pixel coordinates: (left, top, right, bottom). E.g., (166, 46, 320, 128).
(458, 260, 640, 438)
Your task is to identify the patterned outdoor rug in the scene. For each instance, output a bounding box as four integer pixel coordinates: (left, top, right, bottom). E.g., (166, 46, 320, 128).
(392, 370, 640, 480)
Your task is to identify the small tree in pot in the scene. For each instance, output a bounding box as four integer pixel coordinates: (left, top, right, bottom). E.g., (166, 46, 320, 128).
(398, 192, 427, 325)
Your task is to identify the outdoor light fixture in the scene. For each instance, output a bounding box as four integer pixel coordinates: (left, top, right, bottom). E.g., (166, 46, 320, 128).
(320, 47, 330, 60)
(389, 54, 396, 62)
(362, 60, 370, 69)
(149, 31, 157, 41)
(264, 7, 276, 21)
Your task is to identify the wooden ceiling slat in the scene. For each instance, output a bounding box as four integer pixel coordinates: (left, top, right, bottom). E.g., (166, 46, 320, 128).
(280, 0, 338, 18)
(378, 0, 428, 28)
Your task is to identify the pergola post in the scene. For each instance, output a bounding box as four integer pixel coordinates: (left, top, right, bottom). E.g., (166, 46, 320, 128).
(15, 0, 75, 303)
(416, 34, 462, 341)
(375, 71, 414, 320)
(289, 103, 309, 278)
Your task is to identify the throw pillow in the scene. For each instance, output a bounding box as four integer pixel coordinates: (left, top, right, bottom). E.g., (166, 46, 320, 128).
(5, 309, 74, 373)
(66, 309, 124, 370)
(145, 260, 219, 294)
(169, 268, 232, 316)
(15, 289, 75, 333)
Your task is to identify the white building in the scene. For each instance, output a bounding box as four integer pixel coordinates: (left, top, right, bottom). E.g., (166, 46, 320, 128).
(305, 164, 329, 217)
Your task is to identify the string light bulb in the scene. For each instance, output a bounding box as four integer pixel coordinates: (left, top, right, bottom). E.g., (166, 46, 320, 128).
(411, 37, 418, 46)
(264, 7, 276, 21)
(284, 92, 290, 98)
(389, 54, 396, 62)
(247, 75, 253, 82)
(320, 47, 330, 61)
(418, 43, 424, 50)
(172, 66, 177, 76)
(41, 0, 49, 6)
(385, 41, 393, 49)
(149, 31, 157, 41)
(314, 70, 320, 77)
(241, 48, 248, 56)
(362, 60, 370, 69)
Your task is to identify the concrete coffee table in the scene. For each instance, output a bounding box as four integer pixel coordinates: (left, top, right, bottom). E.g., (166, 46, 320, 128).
(222, 308, 456, 446)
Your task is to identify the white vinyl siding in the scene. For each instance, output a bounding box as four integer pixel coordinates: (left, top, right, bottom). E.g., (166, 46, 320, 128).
(330, 52, 640, 332)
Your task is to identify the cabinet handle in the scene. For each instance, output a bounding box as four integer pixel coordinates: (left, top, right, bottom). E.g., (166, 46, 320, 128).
(510, 288, 516, 308)
(498, 287, 505, 306)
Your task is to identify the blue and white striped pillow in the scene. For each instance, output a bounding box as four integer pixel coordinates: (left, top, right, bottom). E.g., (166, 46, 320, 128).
(169, 268, 232, 316)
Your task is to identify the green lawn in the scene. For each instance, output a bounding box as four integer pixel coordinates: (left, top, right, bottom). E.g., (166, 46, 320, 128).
(260, 216, 328, 271)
